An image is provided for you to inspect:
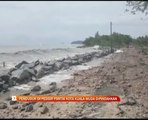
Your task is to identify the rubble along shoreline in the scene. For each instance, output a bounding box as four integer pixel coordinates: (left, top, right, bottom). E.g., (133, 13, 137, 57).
(0, 48, 115, 93)
(0, 47, 147, 118)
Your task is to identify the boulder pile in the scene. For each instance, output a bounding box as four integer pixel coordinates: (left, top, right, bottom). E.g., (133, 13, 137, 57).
(0, 48, 113, 93)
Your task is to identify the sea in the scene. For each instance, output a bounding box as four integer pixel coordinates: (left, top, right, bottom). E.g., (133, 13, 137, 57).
(0, 43, 81, 53)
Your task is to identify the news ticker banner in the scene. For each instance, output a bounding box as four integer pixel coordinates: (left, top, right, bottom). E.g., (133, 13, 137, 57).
(12, 96, 121, 102)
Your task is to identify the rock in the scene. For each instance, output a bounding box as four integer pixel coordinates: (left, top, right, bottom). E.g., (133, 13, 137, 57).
(47, 60, 56, 66)
(0, 81, 5, 88)
(20, 92, 31, 96)
(126, 97, 137, 105)
(31, 85, 41, 92)
(2, 84, 9, 90)
(20, 107, 25, 111)
(49, 82, 56, 86)
(73, 73, 79, 76)
(20, 63, 35, 69)
(21, 114, 28, 118)
(8, 68, 17, 74)
(78, 57, 84, 64)
(15, 61, 28, 69)
(41, 106, 49, 114)
(12, 105, 18, 109)
(0, 102, 7, 109)
(2, 89, 7, 93)
(71, 59, 79, 65)
(36, 65, 54, 78)
(40, 90, 51, 95)
(0, 81, 5, 92)
(127, 83, 132, 87)
(83, 55, 91, 62)
(25, 104, 33, 112)
(94, 85, 101, 89)
(116, 107, 124, 116)
(110, 80, 116, 84)
(11, 68, 36, 84)
(63, 58, 72, 65)
(38, 103, 43, 107)
(34, 60, 40, 66)
(61, 63, 70, 70)
(71, 55, 78, 60)
(0, 77, 2, 82)
(58, 58, 65, 62)
(9, 100, 17, 105)
(54, 61, 63, 71)
(8, 80, 16, 87)
(119, 97, 137, 106)
(42, 65, 53, 71)
(22, 102, 31, 107)
(25, 68, 36, 76)
(0, 74, 10, 90)
(5, 96, 12, 101)
(94, 53, 101, 58)
(83, 63, 87, 66)
(36, 69, 44, 78)
(34, 64, 42, 72)
(0, 74, 10, 83)
(21, 60, 40, 69)
(49, 82, 57, 92)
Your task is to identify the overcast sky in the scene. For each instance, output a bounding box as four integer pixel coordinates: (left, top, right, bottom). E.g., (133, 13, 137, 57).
(0, 1, 148, 47)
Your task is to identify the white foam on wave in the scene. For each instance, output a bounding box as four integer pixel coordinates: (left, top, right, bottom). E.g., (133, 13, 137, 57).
(13, 84, 31, 91)
(0, 46, 98, 67)
(115, 49, 123, 53)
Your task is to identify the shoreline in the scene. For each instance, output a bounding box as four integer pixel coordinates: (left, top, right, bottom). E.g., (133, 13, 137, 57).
(1, 47, 147, 118)
(0, 47, 113, 99)
(1, 51, 113, 100)
(0, 46, 99, 69)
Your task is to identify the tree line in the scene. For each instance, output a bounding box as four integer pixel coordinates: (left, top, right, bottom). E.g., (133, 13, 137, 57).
(83, 32, 148, 49)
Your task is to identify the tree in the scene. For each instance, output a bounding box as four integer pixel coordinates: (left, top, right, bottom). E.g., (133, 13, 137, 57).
(126, 1, 148, 15)
(83, 36, 96, 46)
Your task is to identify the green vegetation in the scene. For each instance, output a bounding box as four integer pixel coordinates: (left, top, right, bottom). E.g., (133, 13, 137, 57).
(83, 32, 148, 51)
(126, 1, 148, 15)
(133, 35, 148, 55)
(133, 35, 148, 47)
(83, 32, 133, 49)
